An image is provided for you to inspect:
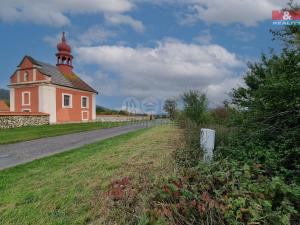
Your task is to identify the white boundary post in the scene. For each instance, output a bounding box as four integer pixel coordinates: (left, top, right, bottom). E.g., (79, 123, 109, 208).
(200, 128, 215, 161)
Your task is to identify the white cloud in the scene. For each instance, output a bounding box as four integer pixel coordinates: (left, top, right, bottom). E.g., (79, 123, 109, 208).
(105, 14, 145, 32)
(145, 0, 298, 26)
(75, 39, 244, 105)
(1, 0, 296, 28)
(0, 0, 134, 27)
(44, 27, 115, 47)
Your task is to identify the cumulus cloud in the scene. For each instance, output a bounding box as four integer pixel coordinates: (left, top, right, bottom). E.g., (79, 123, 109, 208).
(151, 0, 300, 27)
(1, 0, 296, 28)
(179, 0, 298, 26)
(0, 0, 134, 27)
(75, 39, 245, 105)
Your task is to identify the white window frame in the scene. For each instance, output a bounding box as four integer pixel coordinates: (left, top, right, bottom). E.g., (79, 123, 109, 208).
(62, 93, 73, 108)
(24, 71, 29, 82)
(81, 96, 89, 109)
(22, 108, 31, 112)
(81, 110, 89, 121)
(22, 92, 31, 106)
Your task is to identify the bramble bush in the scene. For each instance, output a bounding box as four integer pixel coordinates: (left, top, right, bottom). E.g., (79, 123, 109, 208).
(141, 160, 299, 225)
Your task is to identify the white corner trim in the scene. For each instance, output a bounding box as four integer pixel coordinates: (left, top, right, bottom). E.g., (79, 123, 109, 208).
(17, 71, 20, 83)
(22, 91, 31, 106)
(39, 85, 56, 124)
(81, 96, 89, 109)
(81, 110, 89, 121)
(10, 88, 15, 111)
(33, 68, 37, 81)
(62, 93, 73, 108)
(92, 93, 96, 120)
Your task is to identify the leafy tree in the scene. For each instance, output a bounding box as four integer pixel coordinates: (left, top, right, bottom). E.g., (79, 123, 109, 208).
(182, 90, 208, 125)
(231, 44, 300, 144)
(163, 98, 177, 120)
(230, 46, 300, 183)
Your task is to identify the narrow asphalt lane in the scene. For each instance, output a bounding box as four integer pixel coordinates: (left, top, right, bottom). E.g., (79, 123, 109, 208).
(0, 122, 158, 170)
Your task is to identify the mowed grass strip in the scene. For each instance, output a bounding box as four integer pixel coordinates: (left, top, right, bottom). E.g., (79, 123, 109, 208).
(0, 121, 127, 144)
(0, 125, 179, 225)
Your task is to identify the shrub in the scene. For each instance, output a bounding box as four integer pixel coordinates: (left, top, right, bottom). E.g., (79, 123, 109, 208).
(181, 90, 210, 126)
(163, 98, 178, 120)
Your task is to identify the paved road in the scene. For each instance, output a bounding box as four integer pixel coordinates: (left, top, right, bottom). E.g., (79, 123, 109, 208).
(0, 123, 157, 170)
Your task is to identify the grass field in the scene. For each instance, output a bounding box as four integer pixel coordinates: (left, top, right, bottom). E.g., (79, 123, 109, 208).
(0, 125, 179, 225)
(0, 121, 128, 145)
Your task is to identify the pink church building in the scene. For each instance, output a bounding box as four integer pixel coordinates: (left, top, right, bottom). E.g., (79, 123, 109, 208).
(8, 32, 98, 124)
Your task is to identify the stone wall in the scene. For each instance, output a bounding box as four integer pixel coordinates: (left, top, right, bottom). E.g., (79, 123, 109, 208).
(96, 115, 149, 122)
(0, 113, 49, 129)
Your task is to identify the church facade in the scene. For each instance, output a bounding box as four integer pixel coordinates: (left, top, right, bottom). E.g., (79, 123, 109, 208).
(8, 33, 98, 124)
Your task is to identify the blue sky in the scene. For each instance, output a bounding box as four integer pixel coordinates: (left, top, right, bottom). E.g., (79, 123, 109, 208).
(0, 0, 296, 112)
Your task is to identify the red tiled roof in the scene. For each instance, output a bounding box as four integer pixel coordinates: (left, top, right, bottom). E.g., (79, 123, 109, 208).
(0, 100, 9, 111)
(0, 112, 49, 116)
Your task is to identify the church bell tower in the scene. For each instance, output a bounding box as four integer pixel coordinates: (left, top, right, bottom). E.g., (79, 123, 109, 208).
(56, 32, 73, 75)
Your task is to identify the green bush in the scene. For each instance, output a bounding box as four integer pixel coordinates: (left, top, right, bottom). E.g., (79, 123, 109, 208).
(228, 47, 300, 184)
(182, 90, 210, 126)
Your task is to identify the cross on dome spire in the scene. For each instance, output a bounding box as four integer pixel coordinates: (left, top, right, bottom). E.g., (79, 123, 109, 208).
(62, 31, 66, 42)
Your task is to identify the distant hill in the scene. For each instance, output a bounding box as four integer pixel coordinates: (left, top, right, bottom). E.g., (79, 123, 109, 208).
(96, 105, 129, 115)
(0, 89, 9, 101)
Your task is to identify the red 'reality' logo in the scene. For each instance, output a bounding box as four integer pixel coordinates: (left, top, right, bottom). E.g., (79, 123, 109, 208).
(272, 10, 300, 21)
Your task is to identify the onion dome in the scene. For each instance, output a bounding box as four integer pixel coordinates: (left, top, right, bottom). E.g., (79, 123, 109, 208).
(57, 32, 71, 53)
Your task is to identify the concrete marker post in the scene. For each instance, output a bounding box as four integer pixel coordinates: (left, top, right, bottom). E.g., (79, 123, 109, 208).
(200, 128, 215, 161)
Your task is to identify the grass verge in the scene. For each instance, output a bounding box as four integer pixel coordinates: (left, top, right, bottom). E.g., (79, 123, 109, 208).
(0, 121, 128, 145)
(0, 124, 180, 225)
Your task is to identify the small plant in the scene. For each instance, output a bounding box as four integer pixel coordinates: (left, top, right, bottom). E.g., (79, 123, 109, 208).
(107, 177, 135, 201)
